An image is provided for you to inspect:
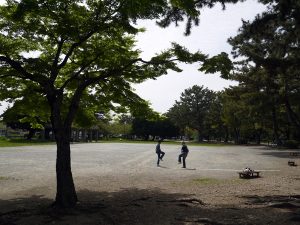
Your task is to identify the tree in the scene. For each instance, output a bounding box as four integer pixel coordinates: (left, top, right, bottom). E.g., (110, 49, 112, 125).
(1, 89, 51, 139)
(131, 116, 179, 140)
(167, 85, 216, 141)
(1, 0, 223, 207)
(228, 0, 300, 143)
(165, 101, 189, 137)
(205, 92, 227, 141)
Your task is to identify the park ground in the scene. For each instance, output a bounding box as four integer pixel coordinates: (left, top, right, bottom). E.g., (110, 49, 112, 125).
(0, 143, 299, 225)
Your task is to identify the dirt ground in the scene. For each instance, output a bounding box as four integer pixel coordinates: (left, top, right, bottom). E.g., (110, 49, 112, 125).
(0, 143, 300, 225)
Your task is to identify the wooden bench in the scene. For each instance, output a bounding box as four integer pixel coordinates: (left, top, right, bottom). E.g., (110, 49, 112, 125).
(238, 171, 260, 178)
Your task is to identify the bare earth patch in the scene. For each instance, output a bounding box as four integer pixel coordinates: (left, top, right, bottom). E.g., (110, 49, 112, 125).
(0, 143, 299, 224)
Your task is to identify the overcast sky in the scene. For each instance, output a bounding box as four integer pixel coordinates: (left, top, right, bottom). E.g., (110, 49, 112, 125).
(133, 0, 267, 114)
(0, 0, 267, 114)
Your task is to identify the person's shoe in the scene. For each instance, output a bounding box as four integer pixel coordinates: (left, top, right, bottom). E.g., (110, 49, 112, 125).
(157, 164, 160, 167)
(182, 166, 186, 168)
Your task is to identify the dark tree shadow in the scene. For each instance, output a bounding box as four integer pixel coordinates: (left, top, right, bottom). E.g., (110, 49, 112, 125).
(245, 146, 300, 159)
(1, 189, 299, 225)
(259, 151, 300, 159)
(241, 194, 300, 222)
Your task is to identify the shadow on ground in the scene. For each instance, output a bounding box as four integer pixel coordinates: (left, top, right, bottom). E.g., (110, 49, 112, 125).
(251, 146, 300, 159)
(1, 189, 300, 225)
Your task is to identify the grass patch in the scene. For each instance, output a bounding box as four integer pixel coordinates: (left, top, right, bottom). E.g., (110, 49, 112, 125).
(0, 138, 55, 147)
(97, 139, 232, 147)
(186, 142, 233, 147)
(191, 178, 222, 185)
(191, 177, 244, 186)
(0, 137, 232, 147)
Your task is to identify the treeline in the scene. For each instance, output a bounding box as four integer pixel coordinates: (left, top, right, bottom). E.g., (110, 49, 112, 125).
(166, 85, 299, 147)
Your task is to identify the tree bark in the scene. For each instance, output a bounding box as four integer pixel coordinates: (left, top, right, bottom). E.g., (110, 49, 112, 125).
(255, 128, 262, 145)
(54, 130, 78, 207)
(271, 105, 282, 145)
(284, 95, 300, 132)
(26, 129, 36, 140)
(48, 93, 78, 208)
(234, 127, 240, 144)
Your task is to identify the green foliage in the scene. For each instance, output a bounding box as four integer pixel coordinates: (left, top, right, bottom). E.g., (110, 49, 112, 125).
(0, 138, 54, 147)
(0, 0, 211, 135)
(227, 0, 300, 143)
(199, 52, 233, 79)
(167, 85, 217, 141)
(131, 117, 179, 139)
(1, 91, 50, 131)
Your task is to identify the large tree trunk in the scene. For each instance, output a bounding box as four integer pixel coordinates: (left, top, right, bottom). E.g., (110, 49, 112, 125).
(224, 126, 229, 143)
(26, 128, 36, 140)
(284, 94, 300, 132)
(49, 96, 78, 208)
(271, 105, 282, 145)
(233, 127, 240, 144)
(255, 128, 262, 145)
(47, 84, 86, 208)
(54, 130, 78, 207)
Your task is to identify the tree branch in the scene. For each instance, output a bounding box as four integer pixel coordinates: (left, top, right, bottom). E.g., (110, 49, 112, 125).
(50, 38, 65, 81)
(57, 30, 97, 70)
(0, 56, 37, 82)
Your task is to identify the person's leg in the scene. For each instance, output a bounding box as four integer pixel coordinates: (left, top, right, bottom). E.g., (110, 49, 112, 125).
(178, 153, 183, 163)
(182, 153, 187, 168)
(160, 151, 165, 160)
(156, 153, 160, 166)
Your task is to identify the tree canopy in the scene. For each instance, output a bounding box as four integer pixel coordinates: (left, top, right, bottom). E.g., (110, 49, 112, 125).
(167, 85, 217, 141)
(228, 0, 300, 144)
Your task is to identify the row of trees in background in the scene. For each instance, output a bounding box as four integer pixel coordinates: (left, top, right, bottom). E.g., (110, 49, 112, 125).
(167, 84, 300, 147)
(3, 81, 299, 147)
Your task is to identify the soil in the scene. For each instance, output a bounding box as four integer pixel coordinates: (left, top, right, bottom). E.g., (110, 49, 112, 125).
(0, 143, 299, 225)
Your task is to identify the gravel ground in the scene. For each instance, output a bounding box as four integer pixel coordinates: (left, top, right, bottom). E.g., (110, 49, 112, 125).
(0, 143, 299, 224)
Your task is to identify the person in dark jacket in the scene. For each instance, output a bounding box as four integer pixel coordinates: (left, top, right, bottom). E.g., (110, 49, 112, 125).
(178, 141, 189, 168)
(155, 139, 165, 166)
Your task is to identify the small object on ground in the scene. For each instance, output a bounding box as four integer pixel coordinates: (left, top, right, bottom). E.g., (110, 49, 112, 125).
(238, 167, 260, 178)
(288, 161, 297, 166)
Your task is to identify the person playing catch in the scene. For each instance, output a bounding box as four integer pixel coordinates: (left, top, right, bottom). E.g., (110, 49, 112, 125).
(155, 139, 165, 166)
(178, 141, 189, 168)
